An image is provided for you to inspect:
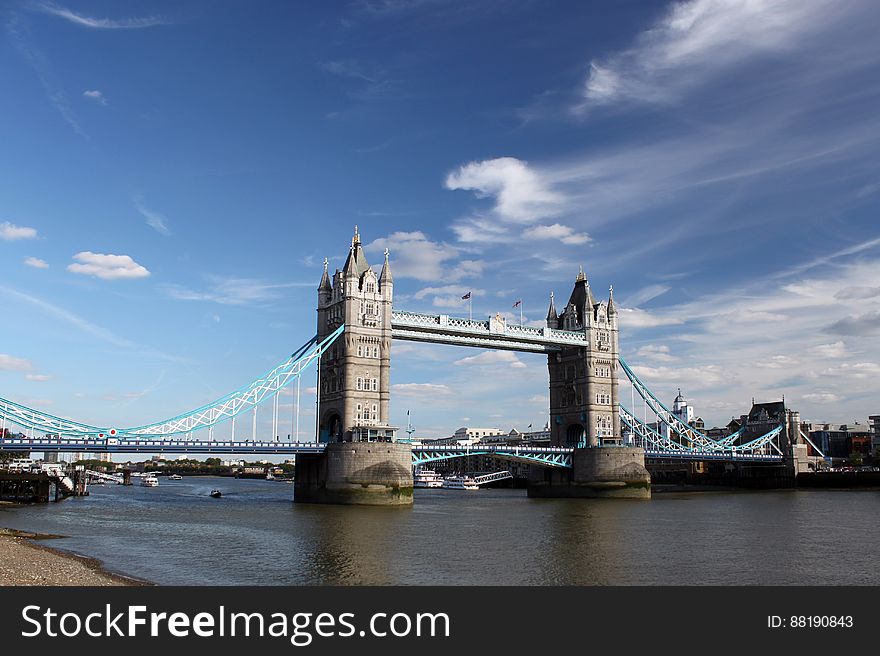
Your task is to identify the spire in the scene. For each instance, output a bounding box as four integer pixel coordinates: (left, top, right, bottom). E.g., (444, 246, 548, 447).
(342, 226, 369, 279)
(318, 257, 332, 292)
(380, 248, 393, 288)
(576, 265, 585, 282)
(546, 291, 558, 325)
(607, 284, 616, 315)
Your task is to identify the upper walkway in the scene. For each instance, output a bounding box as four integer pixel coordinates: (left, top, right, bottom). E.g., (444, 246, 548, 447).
(390, 310, 589, 353)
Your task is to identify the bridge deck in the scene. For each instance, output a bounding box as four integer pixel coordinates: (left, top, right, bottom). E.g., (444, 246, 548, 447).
(0, 437, 784, 464)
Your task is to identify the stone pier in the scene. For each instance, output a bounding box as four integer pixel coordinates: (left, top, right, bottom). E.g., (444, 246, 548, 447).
(294, 442, 414, 506)
(528, 447, 651, 499)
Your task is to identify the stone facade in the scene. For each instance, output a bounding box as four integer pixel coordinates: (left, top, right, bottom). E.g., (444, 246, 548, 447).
(294, 442, 413, 505)
(316, 227, 396, 443)
(546, 270, 620, 447)
(528, 447, 651, 499)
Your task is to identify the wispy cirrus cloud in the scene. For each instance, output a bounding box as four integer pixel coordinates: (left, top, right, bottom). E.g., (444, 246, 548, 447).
(578, 0, 855, 109)
(134, 196, 172, 236)
(34, 2, 170, 29)
(0, 284, 186, 363)
(6, 12, 87, 137)
(0, 354, 33, 372)
(164, 277, 312, 306)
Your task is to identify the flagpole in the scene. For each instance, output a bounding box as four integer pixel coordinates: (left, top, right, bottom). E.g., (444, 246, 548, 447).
(520, 302, 523, 326)
(469, 295, 472, 321)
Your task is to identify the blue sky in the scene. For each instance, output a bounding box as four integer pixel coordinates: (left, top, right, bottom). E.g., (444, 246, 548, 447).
(1, 0, 879, 442)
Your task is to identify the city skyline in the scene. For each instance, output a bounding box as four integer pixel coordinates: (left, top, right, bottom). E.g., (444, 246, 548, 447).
(1, 0, 879, 439)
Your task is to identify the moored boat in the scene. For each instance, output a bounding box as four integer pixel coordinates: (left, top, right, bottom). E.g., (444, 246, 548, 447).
(442, 475, 479, 490)
(414, 468, 444, 488)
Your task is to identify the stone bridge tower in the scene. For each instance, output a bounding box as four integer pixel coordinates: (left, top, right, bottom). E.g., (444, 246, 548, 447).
(316, 227, 396, 443)
(296, 228, 411, 506)
(546, 268, 620, 448)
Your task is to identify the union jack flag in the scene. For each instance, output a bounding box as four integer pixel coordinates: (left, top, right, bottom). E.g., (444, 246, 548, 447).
(461, 292, 471, 300)
(513, 299, 522, 308)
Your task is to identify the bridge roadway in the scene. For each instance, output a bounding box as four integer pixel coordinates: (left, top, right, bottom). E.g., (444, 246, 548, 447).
(0, 436, 783, 464)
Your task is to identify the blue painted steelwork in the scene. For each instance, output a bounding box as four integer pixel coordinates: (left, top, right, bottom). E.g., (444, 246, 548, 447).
(620, 405, 784, 461)
(0, 326, 344, 440)
(0, 436, 327, 455)
(644, 450, 782, 462)
(411, 445, 573, 468)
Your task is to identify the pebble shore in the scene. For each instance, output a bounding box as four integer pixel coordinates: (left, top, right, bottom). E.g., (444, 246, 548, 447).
(0, 527, 143, 586)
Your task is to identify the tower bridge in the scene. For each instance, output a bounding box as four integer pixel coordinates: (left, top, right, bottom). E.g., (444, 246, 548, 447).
(0, 228, 802, 505)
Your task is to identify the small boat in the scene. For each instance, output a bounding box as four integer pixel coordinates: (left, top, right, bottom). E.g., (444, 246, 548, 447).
(168, 474, 183, 480)
(141, 475, 159, 488)
(210, 489, 222, 498)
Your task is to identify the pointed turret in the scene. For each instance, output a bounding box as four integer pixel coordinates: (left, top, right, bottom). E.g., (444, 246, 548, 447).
(565, 266, 595, 327)
(318, 257, 332, 291)
(318, 257, 332, 307)
(546, 291, 558, 327)
(607, 284, 616, 315)
(342, 225, 370, 281)
(379, 248, 393, 290)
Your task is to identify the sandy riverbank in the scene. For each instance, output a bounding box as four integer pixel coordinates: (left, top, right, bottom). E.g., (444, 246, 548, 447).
(0, 527, 147, 586)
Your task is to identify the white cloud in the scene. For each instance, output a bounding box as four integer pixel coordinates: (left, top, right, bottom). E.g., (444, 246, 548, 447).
(521, 223, 591, 245)
(0, 354, 33, 372)
(0, 221, 38, 240)
(630, 363, 726, 387)
(617, 307, 684, 329)
(164, 277, 308, 305)
(134, 198, 171, 236)
(807, 341, 849, 358)
(450, 215, 513, 244)
(392, 383, 454, 398)
(412, 285, 485, 309)
(834, 285, 880, 300)
(454, 350, 526, 369)
(36, 3, 169, 29)
(83, 89, 107, 105)
(445, 157, 563, 223)
(636, 344, 677, 363)
(622, 284, 671, 307)
(801, 391, 841, 404)
(25, 373, 52, 382)
(580, 0, 836, 107)
(826, 310, 880, 336)
(23, 256, 49, 269)
(821, 362, 880, 379)
(67, 252, 150, 280)
(365, 231, 480, 282)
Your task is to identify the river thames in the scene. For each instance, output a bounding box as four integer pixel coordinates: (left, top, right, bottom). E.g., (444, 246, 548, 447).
(2, 478, 878, 585)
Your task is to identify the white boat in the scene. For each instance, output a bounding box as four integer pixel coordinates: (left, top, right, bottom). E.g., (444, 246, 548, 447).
(168, 474, 183, 481)
(141, 475, 159, 487)
(442, 475, 479, 490)
(414, 469, 444, 488)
